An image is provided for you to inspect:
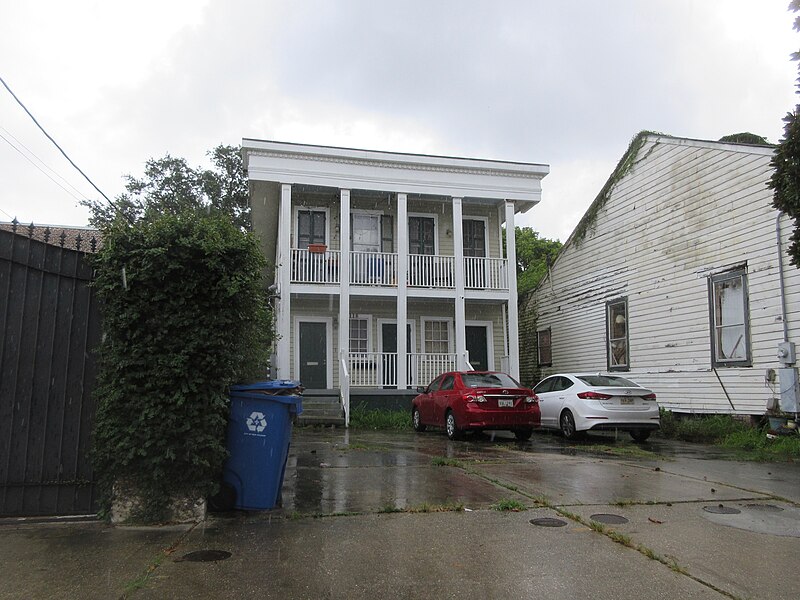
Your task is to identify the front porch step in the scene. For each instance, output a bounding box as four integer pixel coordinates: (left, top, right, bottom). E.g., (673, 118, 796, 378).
(297, 390, 344, 426)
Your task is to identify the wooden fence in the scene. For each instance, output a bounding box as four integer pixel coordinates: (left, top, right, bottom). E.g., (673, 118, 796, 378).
(0, 222, 101, 517)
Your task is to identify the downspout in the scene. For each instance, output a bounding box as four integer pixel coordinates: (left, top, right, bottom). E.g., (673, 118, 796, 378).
(776, 211, 790, 343)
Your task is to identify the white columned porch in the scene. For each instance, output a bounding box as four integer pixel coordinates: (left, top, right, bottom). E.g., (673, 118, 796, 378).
(397, 193, 408, 389)
(276, 184, 292, 379)
(339, 187, 351, 379)
(505, 200, 520, 379)
(452, 197, 467, 370)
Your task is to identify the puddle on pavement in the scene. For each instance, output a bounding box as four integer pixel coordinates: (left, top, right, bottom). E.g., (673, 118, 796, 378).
(703, 505, 741, 514)
(590, 513, 629, 524)
(530, 517, 568, 527)
(176, 550, 232, 562)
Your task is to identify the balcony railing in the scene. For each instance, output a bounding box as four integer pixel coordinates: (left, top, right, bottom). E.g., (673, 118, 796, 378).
(464, 256, 508, 290)
(289, 248, 507, 291)
(346, 351, 458, 387)
(291, 248, 340, 284)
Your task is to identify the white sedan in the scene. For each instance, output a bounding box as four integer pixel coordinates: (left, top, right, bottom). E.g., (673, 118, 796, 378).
(533, 373, 659, 441)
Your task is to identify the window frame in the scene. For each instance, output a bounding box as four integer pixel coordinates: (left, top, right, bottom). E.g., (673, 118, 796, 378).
(537, 328, 552, 367)
(349, 314, 372, 355)
(708, 268, 752, 368)
(421, 317, 453, 354)
(293, 206, 329, 249)
(606, 297, 629, 372)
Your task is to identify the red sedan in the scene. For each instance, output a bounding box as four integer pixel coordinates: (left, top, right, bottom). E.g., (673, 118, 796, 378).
(411, 371, 540, 440)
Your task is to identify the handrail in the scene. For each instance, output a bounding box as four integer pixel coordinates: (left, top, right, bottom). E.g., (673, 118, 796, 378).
(340, 351, 350, 427)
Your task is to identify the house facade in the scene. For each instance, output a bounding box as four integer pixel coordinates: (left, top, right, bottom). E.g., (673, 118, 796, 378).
(521, 132, 800, 416)
(243, 140, 549, 423)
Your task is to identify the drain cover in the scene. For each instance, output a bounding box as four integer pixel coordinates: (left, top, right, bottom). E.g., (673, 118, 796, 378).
(530, 517, 568, 527)
(703, 505, 741, 515)
(177, 550, 232, 562)
(590, 513, 629, 525)
(745, 503, 784, 512)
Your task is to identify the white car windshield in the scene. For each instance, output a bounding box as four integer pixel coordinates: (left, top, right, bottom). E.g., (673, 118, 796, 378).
(577, 375, 638, 387)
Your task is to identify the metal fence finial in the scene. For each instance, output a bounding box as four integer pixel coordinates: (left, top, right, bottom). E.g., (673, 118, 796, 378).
(27, 222, 35, 238)
(44, 227, 52, 243)
(59, 231, 67, 247)
(75, 233, 82, 252)
(11, 217, 18, 232)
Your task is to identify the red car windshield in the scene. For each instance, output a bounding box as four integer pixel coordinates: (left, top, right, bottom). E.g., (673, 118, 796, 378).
(461, 373, 521, 388)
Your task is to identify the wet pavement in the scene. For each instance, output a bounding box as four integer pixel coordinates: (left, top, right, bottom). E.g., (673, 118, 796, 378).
(1, 428, 799, 599)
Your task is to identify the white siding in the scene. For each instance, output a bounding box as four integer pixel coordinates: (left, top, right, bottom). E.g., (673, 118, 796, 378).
(530, 136, 791, 414)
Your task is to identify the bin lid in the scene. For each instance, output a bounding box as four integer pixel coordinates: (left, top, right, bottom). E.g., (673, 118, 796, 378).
(231, 380, 301, 392)
(229, 390, 303, 415)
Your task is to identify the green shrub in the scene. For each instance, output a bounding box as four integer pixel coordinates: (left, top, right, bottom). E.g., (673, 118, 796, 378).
(91, 211, 272, 521)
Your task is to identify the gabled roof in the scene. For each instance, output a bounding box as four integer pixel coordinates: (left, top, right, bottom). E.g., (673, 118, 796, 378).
(564, 131, 775, 250)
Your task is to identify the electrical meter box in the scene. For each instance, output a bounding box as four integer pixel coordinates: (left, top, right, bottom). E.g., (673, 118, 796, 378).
(777, 341, 796, 366)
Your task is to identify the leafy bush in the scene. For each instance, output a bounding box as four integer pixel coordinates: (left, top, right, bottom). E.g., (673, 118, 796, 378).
(91, 211, 272, 521)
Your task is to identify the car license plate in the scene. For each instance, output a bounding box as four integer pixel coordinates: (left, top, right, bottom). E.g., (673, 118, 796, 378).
(498, 399, 514, 408)
(620, 398, 634, 405)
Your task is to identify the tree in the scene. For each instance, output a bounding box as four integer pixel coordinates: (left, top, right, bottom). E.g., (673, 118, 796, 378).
(505, 226, 562, 295)
(770, 1, 800, 266)
(84, 144, 250, 230)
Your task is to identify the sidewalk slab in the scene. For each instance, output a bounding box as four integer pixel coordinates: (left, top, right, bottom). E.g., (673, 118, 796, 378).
(136, 510, 722, 600)
(0, 521, 188, 600)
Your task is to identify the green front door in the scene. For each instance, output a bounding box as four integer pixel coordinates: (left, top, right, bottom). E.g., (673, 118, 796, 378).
(299, 321, 327, 388)
(466, 325, 489, 371)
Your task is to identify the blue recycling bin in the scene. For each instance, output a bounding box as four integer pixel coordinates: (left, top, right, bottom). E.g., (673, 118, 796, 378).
(223, 380, 303, 510)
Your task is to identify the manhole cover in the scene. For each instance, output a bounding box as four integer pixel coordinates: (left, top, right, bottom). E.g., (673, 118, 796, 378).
(530, 518, 568, 527)
(177, 550, 232, 562)
(590, 513, 629, 525)
(703, 505, 741, 515)
(745, 503, 784, 512)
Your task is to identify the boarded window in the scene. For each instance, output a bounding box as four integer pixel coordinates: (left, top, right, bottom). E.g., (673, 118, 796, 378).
(606, 299, 628, 371)
(709, 270, 751, 366)
(537, 328, 552, 366)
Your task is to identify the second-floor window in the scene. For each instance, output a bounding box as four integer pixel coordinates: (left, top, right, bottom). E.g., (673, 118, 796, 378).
(463, 219, 486, 257)
(297, 209, 326, 249)
(409, 216, 435, 255)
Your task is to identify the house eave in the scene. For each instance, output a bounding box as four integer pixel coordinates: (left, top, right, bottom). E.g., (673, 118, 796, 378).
(242, 138, 548, 208)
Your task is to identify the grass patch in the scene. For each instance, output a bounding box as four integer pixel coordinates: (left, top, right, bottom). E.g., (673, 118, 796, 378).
(348, 405, 411, 431)
(406, 501, 465, 513)
(492, 498, 527, 512)
(431, 457, 466, 468)
(659, 409, 799, 461)
(579, 443, 660, 459)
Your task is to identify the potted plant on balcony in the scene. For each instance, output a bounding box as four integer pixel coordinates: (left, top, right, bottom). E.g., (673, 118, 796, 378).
(308, 243, 327, 254)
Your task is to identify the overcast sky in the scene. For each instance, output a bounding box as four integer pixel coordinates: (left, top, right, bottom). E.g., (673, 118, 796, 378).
(1, 0, 797, 241)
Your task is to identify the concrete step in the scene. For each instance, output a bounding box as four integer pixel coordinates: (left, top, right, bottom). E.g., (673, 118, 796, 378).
(296, 391, 344, 426)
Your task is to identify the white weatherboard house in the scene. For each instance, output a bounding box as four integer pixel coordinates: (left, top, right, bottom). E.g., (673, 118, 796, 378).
(243, 140, 549, 424)
(521, 132, 800, 416)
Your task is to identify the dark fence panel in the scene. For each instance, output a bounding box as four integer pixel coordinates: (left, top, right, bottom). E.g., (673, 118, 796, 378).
(0, 227, 101, 517)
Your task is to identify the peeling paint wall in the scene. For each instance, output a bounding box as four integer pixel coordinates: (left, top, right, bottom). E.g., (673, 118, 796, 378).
(523, 136, 791, 414)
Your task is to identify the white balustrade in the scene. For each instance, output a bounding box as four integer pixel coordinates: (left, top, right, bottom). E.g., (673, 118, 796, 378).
(350, 251, 397, 286)
(291, 248, 340, 284)
(464, 256, 508, 290)
(408, 254, 455, 288)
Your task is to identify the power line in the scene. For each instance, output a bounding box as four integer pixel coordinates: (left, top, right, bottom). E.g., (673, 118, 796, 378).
(0, 128, 88, 202)
(0, 124, 91, 201)
(0, 75, 131, 222)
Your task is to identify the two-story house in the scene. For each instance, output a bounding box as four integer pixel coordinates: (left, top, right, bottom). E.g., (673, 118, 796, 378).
(242, 140, 549, 424)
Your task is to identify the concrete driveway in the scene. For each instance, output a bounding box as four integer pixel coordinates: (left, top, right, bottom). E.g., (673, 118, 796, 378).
(2, 428, 798, 599)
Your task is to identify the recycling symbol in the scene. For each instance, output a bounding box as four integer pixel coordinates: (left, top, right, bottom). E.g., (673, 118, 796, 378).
(246, 411, 267, 433)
